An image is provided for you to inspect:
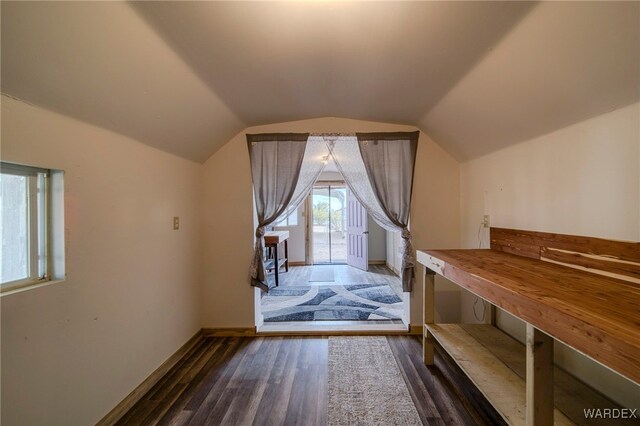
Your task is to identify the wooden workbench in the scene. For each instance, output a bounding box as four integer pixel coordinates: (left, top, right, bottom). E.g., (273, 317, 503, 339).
(417, 228, 640, 426)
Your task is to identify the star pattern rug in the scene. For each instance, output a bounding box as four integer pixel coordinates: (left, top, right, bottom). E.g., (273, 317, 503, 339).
(262, 284, 403, 322)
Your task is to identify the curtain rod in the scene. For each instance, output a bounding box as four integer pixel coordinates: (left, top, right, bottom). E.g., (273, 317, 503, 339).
(309, 132, 356, 137)
(249, 132, 418, 137)
(309, 131, 420, 138)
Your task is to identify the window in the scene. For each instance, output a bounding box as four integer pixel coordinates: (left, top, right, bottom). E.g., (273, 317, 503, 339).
(274, 209, 298, 227)
(1, 162, 64, 294)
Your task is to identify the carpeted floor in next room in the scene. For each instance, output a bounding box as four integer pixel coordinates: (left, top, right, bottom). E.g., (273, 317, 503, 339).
(262, 284, 403, 322)
(261, 265, 405, 323)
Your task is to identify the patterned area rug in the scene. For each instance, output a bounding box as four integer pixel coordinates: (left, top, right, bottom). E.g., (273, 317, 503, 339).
(262, 284, 403, 322)
(328, 336, 422, 425)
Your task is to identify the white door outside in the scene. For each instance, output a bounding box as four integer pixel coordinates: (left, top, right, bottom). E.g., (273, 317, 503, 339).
(346, 188, 368, 271)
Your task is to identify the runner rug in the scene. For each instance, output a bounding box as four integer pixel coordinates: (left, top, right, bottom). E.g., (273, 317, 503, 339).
(327, 336, 422, 425)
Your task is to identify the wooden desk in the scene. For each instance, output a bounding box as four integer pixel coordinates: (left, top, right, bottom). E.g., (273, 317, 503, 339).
(264, 230, 289, 287)
(417, 228, 640, 426)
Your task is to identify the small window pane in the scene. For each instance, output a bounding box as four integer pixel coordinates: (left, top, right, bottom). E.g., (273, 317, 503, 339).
(36, 173, 47, 277)
(275, 210, 298, 227)
(287, 211, 298, 226)
(1, 174, 29, 283)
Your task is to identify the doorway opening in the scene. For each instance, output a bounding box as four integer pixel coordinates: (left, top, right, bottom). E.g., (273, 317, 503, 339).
(258, 156, 407, 332)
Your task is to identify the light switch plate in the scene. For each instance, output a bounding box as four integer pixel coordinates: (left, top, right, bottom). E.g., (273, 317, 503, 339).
(173, 216, 179, 230)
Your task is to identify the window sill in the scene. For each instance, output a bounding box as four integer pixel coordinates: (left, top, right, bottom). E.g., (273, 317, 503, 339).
(0, 278, 66, 297)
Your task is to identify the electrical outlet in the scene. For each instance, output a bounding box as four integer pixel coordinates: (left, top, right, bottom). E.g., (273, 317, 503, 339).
(173, 216, 179, 230)
(482, 215, 490, 228)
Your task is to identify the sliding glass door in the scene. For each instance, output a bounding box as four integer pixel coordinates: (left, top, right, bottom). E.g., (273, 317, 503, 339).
(312, 184, 347, 264)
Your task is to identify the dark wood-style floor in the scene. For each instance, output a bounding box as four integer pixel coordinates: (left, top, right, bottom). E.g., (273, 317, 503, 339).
(117, 335, 505, 426)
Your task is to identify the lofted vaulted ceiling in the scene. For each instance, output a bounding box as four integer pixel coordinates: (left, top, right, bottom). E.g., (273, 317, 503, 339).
(2, 1, 638, 163)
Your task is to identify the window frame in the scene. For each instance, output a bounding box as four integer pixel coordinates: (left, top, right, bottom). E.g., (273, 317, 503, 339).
(1, 162, 51, 293)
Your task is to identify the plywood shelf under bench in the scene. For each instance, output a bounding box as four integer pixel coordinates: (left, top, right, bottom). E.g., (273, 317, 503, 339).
(426, 323, 629, 426)
(418, 227, 640, 426)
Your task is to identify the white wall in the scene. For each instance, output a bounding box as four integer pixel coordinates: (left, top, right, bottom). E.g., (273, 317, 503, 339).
(0, 96, 203, 425)
(367, 216, 386, 262)
(459, 102, 640, 407)
(386, 229, 401, 274)
(202, 117, 461, 328)
(318, 171, 342, 181)
(273, 205, 306, 264)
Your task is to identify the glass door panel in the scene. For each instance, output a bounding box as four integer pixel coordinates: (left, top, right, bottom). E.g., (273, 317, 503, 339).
(329, 187, 347, 263)
(312, 186, 330, 263)
(312, 184, 347, 264)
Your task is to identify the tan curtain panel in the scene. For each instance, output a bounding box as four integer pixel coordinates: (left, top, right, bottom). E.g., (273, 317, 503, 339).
(247, 133, 309, 291)
(356, 131, 419, 291)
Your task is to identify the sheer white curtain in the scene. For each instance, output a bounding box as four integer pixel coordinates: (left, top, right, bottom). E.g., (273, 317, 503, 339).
(274, 135, 330, 222)
(324, 135, 396, 230)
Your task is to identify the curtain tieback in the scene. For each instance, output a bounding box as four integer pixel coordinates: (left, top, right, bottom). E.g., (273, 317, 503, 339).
(256, 227, 266, 238)
(401, 228, 411, 240)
